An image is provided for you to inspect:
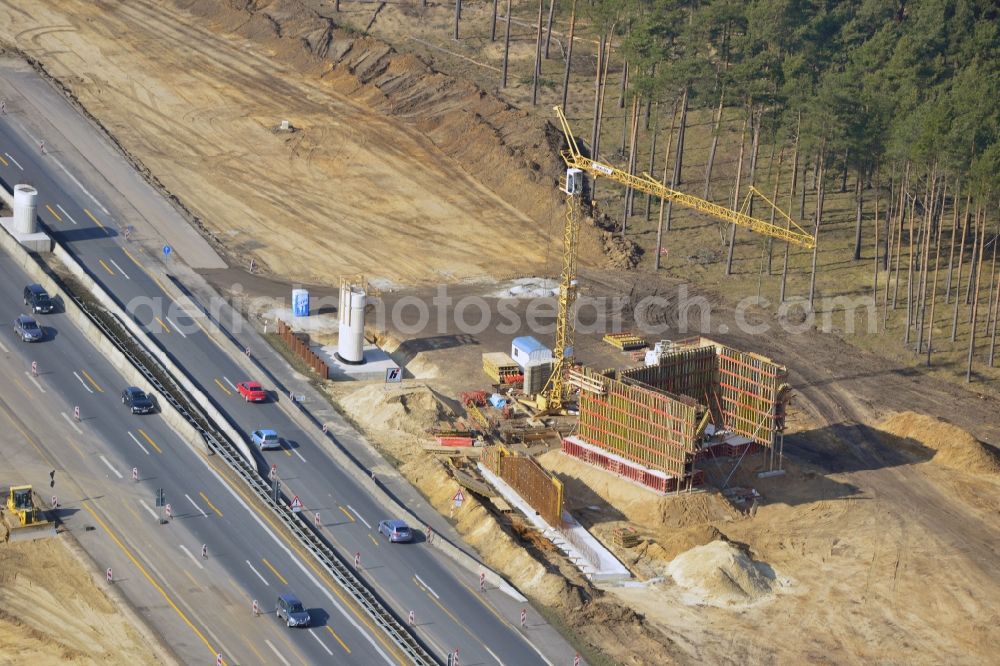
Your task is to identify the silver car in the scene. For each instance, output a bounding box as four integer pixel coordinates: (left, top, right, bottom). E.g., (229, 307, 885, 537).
(377, 519, 413, 543)
(14, 314, 43, 342)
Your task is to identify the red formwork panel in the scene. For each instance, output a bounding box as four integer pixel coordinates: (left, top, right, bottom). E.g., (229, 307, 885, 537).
(562, 438, 702, 493)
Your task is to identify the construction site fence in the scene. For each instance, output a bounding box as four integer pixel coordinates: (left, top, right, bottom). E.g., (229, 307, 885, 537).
(276, 319, 329, 379)
(483, 446, 564, 527)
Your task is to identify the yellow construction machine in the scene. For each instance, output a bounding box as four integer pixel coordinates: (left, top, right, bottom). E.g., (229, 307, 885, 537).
(534, 107, 815, 413)
(5, 485, 55, 540)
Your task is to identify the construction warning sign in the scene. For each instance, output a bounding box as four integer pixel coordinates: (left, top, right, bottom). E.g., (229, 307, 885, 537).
(290, 495, 303, 512)
(453, 490, 465, 507)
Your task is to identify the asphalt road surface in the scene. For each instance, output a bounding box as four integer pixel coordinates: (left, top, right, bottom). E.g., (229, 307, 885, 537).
(0, 76, 564, 665)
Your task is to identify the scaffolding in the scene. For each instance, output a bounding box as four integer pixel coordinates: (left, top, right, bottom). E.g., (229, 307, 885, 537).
(571, 340, 790, 491)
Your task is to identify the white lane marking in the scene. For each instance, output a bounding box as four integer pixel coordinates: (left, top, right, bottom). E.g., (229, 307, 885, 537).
(60, 411, 83, 434)
(140, 499, 159, 520)
(179, 544, 205, 570)
(48, 153, 110, 214)
(414, 574, 440, 600)
(223, 376, 237, 390)
(308, 629, 334, 656)
(347, 505, 371, 529)
(293, 448, 307, 463)
(246, 560, 269, 586)
(109, 259, 130, 279)
(128, 431, 150, 455)
(165, 317, 187, 338)
(99, 455, 123, 478)
(485, 645, 506, 666)
(4, 152, 22, 170)
(265, 639, 292, 666)
(73, 371, 94, 393)
(24, 371, 45, 393)
(56, 204, 78, 225)
(200, 446, 393, 664)
(0, 338, 8, 352)
(185, 493, 208, 518)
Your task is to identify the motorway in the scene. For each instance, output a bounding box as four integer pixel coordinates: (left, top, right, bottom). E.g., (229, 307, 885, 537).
(0, 251, 390, 664)
(0, 84, 562, 663)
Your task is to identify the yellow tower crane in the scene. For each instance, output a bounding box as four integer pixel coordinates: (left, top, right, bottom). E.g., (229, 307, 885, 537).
(538, 106, 815, 413)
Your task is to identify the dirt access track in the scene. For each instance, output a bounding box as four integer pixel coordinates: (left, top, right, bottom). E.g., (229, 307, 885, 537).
(0, 0, 581, 286)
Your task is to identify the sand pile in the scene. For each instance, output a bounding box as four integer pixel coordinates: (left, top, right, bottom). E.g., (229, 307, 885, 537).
(880, 411, 1000, 475)
(538, 450, 740, 530)
(340, 384, 453, 438)
(667, 540, 780, 608)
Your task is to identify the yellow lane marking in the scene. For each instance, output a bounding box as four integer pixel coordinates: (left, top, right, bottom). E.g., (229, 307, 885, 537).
(338, 506, 355, 523)
(99, 259, 115, 275)
(46, 204, 62, 221)
(459, 579, 512, 627)
(0, 154, 7, 166)
(244, 638, 266, 663)
(261, 558, 288, 586)
(210, 462, 405, 664)
(326, 626, 351, 653)
(368, 534, 379, 547)
(184, 569, 200, 588)
(64, 435, 86, 459)
(124, 502, 142, 523)
(81, 369, 103, 392)
(82, 503, 225, 663)
(123, 247, 143, 268)
(137, 428, 162, 454)
(418, 580, 478, 641)
(199, 492, 223, 517)
(214, 378, 232, 396)
(12, 375, 32, 400)
(155, 316, 171, 333)
(84, 208, 107, 233)
(283, 445, 291, 457)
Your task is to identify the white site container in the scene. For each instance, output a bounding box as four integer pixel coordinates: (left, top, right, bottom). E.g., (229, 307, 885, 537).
(511, 336, 553, 369)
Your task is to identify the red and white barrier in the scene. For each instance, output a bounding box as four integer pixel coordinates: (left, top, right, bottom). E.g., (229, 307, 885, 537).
(520, 608, 526, 628)
(73, 405, 80, 421)
(426, 526, 433, 543)
(132, 467, 138, 482)
(165, 503, 172, 519)
(216, 653, 223, 666)
(573, 654, 580, 666)
(479, 572, 486, 592)
(31, 361, 37, 376)
(252, 599, 259, 616)
(314, 512, 321, 528)
(408, 610, 415, 626)
(322, 423, 328, 434)
(106, 567, 113, 583)
(354, 552, 361, 569)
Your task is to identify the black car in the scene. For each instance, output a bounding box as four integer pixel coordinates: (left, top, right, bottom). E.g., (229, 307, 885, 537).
(23, 284, 54, 314)
(121, 387, 155, 414)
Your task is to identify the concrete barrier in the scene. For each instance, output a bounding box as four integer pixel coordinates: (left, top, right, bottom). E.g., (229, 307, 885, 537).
(0, 225, 211, 454)
(142, 260, 527, 601)
(51, 244, 256, 463)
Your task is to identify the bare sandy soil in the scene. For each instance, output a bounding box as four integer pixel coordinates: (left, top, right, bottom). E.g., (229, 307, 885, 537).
(0, 0, 580, 285)
(0, 527, 165, 665)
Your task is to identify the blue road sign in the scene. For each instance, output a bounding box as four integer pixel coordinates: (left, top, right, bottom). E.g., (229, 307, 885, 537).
(163, 245, 172, 257)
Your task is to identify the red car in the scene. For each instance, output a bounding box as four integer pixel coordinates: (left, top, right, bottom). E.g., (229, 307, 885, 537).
(237, 381, 267, 402)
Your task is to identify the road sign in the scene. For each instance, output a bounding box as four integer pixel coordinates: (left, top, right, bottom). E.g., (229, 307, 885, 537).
(290, 495, 303, 513)
(453, 489, 465, 508)
(269, 464, 277, 481)
(385, 366, 402, 383)
(106, 567, 113, 583)
(155, 488, 165, 507)
(163, 245, 172, 258)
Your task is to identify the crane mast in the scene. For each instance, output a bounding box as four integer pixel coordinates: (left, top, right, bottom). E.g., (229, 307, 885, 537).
(537, 107, 816, 412)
